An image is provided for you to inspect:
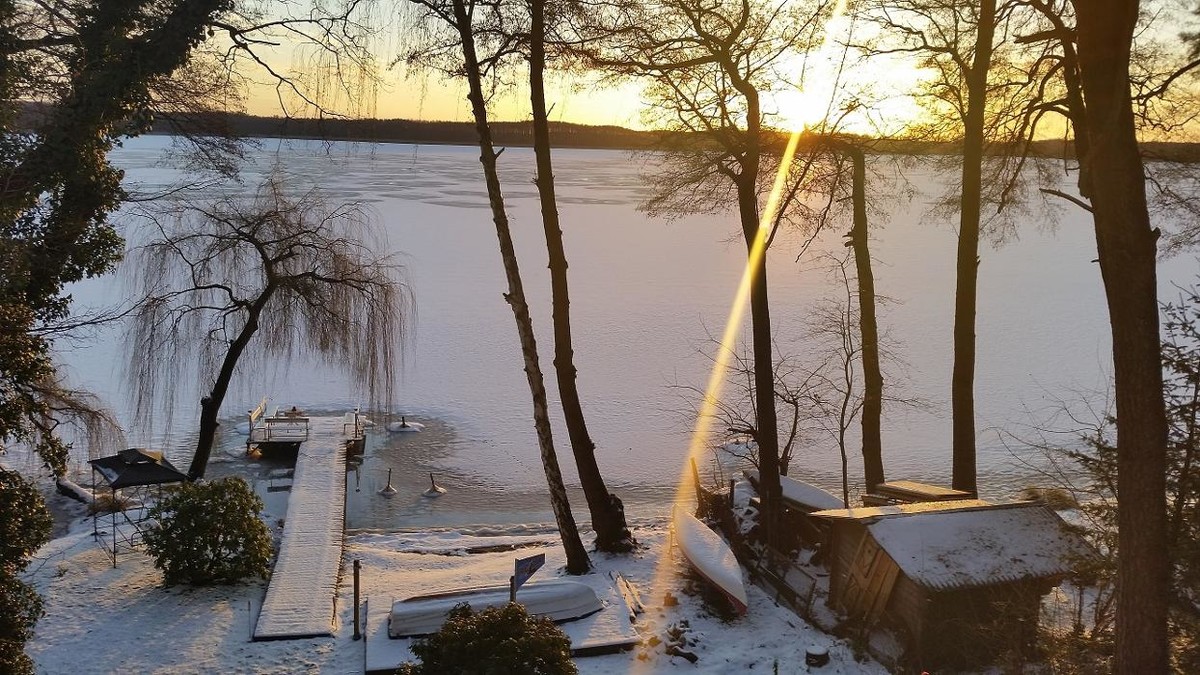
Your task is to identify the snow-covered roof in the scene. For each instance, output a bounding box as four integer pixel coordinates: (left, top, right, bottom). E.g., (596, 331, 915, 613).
(811, 499, 991, 521)
(835, 502, 1090, 591)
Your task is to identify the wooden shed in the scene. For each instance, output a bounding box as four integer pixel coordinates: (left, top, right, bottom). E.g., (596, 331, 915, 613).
(811, 500, 1091, 670)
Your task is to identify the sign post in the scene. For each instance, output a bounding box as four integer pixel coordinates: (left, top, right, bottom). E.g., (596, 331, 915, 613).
(509, 553, 546, 603)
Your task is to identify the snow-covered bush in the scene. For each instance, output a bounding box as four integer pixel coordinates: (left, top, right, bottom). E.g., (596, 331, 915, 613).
(0, 468, 52, 675)
(400, 602, 577, 675)
(144, 477, 272, 586)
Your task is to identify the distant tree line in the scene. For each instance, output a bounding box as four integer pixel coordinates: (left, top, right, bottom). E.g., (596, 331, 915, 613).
(146, 112, 1200, 162)
(162, 113, 662, 150)
(18, 101, 1200, 159)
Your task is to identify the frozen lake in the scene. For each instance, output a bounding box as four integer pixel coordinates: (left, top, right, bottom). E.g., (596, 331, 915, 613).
(51, 135, 1196, 529)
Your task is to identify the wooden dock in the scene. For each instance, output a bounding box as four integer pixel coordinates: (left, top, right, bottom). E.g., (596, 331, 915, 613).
(253, 416, 350, 641)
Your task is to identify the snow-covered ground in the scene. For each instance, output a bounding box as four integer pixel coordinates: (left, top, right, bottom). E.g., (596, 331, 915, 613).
(23, 493, 885, 674)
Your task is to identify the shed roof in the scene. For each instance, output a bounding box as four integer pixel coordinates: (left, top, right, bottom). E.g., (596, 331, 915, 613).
(90, 448, 188, 489)
(811, 499, 992, 521)
(823, 501, 1090, 591)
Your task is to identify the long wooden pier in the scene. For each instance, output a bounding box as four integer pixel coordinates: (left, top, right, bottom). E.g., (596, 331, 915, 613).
(253, 416, 350, 641)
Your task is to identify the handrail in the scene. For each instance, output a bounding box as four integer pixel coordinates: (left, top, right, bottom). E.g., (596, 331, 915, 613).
(248, 397, 270, 426)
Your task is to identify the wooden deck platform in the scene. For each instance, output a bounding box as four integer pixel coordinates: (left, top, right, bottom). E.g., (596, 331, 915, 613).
(863, 480, 974, 506)
(253, 416, 349, 641)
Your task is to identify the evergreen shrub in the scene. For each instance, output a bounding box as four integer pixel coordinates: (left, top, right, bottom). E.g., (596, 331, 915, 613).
(144, 477, 272, 585)
(0, 469, 52, 675)
(400, 602, 577, 675)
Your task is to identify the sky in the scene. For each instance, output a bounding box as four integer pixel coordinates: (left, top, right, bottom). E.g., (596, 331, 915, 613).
(361, 70, 650, 129)
(233, 0, 1200, 141)
(238, 0, 932, 136)
(244, 47, 932, 138)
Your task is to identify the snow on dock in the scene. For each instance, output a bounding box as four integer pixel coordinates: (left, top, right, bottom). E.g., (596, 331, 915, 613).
(253, 416, 350, 641)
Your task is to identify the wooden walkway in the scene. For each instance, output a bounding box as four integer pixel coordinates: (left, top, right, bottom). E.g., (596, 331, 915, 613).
(253, 416, 350, 641)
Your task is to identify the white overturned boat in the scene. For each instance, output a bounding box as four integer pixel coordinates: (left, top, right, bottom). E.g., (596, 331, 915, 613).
(388, 579, 603, 638)
(673, 506, 748, 615)
(743, 470, 844, 512)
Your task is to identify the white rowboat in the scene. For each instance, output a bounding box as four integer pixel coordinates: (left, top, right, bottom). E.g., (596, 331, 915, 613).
(673, 506, 748, 615)
(388, 579, 603, 638)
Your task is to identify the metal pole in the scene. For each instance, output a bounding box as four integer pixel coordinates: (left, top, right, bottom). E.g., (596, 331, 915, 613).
(353, 559, 362, 640)
(509, 576, 516, 604)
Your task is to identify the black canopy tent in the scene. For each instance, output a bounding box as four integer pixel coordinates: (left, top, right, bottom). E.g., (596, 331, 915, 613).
(90, 448, 187, 566)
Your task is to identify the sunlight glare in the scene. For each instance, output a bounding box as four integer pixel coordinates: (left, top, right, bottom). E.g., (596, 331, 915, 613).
(631, 132, 803, 674)
(629, 8, 855, 666)
(775, 0, 852, 132)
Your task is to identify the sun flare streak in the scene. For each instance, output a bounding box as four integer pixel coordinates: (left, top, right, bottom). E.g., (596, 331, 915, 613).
(630, 132, 802, 673)
(627, 3, 851, 666)
(675, 131, 804, 493)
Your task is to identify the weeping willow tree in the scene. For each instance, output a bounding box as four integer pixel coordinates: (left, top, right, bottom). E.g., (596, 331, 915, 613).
(125, 179, 409, 480)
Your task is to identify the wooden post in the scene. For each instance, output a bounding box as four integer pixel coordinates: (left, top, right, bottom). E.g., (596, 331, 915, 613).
(352, 559, 362, 640)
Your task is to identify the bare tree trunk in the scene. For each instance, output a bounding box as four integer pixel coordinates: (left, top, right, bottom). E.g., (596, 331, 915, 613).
(527, 0, 634, 553)
(1074, 1, 1169, 669)
(951, 0, 996, 496)
(188, 289, 273, 480)
(845, 145, 885, 491)
(837, 345, 852, 508)
(736, 177, 782, 547)
(721, 63, 782, 547)
(451, 0, 589, 574)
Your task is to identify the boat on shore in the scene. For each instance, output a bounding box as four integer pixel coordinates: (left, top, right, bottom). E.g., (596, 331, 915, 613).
(388, 579, 603, 638)
(743, 470, 844, 512)
(673, 506, 748, 615)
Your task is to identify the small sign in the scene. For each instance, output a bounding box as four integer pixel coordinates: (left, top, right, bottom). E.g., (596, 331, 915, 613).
(513, 553, 546, 591)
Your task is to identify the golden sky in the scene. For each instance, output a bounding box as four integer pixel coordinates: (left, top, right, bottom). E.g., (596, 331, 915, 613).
(372, 71, 649, 128)
(239, 0, 928, 136)
(245, 58, 930, 138)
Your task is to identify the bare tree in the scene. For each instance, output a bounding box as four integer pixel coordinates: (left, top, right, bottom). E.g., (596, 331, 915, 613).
(582, 0, 839, 545)
(402, 0, 591, 573)
(125, 179, 409, 481)
(859, 0, 1051, 494)
(817, 136, 888, 491)
(674, 336, 832, 480)
(807, 251, 908, 507)
(1000, 0, 1188, 665)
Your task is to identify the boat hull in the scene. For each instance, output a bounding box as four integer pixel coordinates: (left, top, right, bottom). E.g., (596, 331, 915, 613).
(673, 506, 748, 615)
(388, 579, 603, 638)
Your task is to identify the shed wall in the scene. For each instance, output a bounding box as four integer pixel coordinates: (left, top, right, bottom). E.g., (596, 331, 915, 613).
(825, 521, 869, 605)
(912, 579, 1051, 669)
